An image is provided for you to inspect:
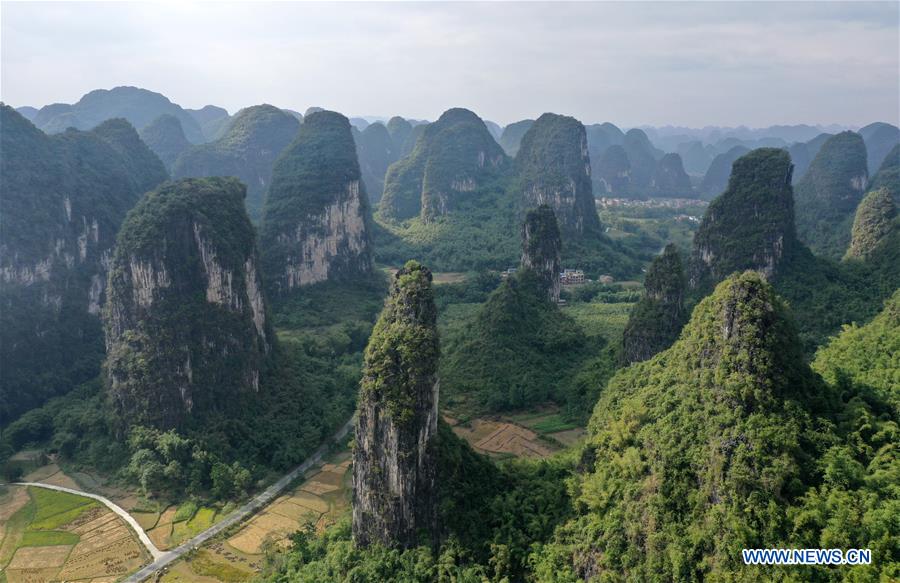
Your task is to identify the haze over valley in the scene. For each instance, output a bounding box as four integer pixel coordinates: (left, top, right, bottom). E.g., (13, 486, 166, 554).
(1, 2, 898, 582)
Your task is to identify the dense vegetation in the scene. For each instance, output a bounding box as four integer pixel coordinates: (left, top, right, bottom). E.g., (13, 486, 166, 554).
(440, 269, 607, 418)
(0, 106, 167, 425)
(530, 273, 899, 581)
(794, 131, 869, 259)
(690, 148, 797, 289)
(844, 188, 897, 261)
(30, 85, 205, 142)
(621, 244, 687, 363)
(139, 113, 191, 170)
(104, 177, 272, 429)
(172, 104, 300, 220)
(379, 108, 508, 222)
(259, 110, 373, 295)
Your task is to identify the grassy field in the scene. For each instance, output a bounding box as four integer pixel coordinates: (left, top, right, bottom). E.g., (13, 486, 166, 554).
(0, 485, 148, 581)
(160, 450, 354, 583)
(564, 300, 634, 344)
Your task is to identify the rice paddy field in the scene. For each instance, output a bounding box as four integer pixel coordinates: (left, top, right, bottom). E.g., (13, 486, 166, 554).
(0, 485, 149, 583)
(158, 451, 353, 582)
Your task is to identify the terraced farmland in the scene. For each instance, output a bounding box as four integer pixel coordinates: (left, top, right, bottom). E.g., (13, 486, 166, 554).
(0, 485, 149, 582)
(159, 452, 353, 582)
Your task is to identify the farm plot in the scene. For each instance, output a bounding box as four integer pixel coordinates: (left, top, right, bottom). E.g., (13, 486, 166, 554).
(161, 452, 353, 582)
(0, 485, 149, 582)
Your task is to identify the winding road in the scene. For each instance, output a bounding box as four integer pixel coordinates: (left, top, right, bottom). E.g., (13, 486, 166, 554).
(15, 416, 354, 583)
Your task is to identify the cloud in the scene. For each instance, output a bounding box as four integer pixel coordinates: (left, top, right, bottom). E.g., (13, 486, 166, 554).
(1, 1, 897, 127)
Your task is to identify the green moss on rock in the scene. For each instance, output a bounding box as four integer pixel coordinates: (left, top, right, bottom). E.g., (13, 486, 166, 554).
(260, 110, 373, 296)
(104, 177, 272, 430)
(379, 108, 507, 222)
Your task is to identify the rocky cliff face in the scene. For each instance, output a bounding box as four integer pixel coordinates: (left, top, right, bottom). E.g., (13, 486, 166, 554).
(104, 177, 272, 429)
(379, 108, 507, 222)
(260, 111, 373, 296)
(622, 244, 687, 363)
(650, 153, 694, 198)
(172, 104, 300, 221)
(844, 188, 897, 261)
(794, 131, 869, 259)
(140, 114, 191, 170)
(516, 113, 601, 235)
(520, 205, 562, 302)
(690, 148, 796, 290)
(0, 106, 168, 423)
(352, 261, 439, 549)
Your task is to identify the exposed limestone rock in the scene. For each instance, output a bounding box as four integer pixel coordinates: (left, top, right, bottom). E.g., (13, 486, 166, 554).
(172, 104, 300, 221)
(104, 177, 272, 429)
(0, 105, 167, 423)
(521, 205, 562, 302)
(690, 148, 796, 290)
(260, 111, 373, 296)
(516, 113, 600, 235)
(353, 261, 439, 549)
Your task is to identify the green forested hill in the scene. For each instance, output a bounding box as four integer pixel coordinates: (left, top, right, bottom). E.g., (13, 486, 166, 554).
(794, 131, 869, 259)
(378, 107, 508, 222)
(172, 104, 300, 220)
(0, 105, 167, 425)
(139, 113, 192, 170)
(31, 85, 205, 143)
(531, 272, 899, 581)
(104, 177, 273, 429)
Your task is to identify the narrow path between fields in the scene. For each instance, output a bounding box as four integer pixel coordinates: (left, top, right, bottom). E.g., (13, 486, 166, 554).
(121, 416, 354, 582)
(14, 480, 165, 559)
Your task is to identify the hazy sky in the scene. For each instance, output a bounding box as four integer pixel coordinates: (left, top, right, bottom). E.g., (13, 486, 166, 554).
(2, 1, 898, 127)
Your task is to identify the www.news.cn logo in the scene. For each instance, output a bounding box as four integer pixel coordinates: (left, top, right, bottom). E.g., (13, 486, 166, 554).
(742, 548, 872, 566)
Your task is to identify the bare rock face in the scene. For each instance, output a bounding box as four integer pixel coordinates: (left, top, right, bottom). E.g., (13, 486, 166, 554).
(379, 108, 507, 223)
(521, 205, 562, 302)
(352, 261, 439, 549)
(622, 244, 687, 363)
(516, 113, 601, 235)
(0, 105, 167, 423)
(104, 177, 272, 429)
(260, 111, 373, 296)
(690, 148, 796, 290)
